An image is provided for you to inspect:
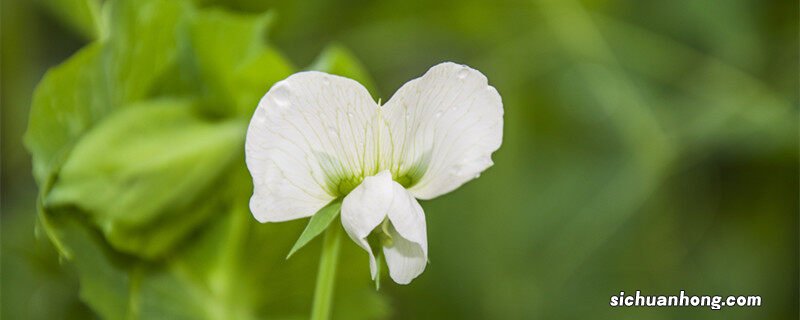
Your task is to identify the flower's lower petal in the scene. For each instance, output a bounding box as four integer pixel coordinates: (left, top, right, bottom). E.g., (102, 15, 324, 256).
(386, 182, 428, 257)
(245, 71, 380, 222)
(341, 170, 395, 278)
(382, 62, 503, 200)
(341, 171, 394, 238)
(383, 182, 428, 284)
(383, 223, 427, 285)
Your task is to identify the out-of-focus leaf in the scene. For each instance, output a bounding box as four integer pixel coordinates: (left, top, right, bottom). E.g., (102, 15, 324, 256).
(104, 0, 190, 105)
(25, 0, 191, 185)
(46, 100, 245, 258)
(46, 208, 212, 320)
(287, 200, 342, 259)
(43, 168, 387, 320)
(186, 8, 293, 117)
(37, 0, 101, 40)
(0, 202, 93, 320)
(309, 44, 378, 96)
(24, 44, 108, 184)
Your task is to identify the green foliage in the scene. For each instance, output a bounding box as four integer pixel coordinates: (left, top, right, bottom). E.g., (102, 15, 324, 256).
(23, 0, 387, 318)
(287, 200, 342, 259)
(186, 9, 293, 116)
(46, 100, 245, 258)
(36, 0, 101, 39)
(25, 43, 107, 184)
(25, 0, 189, 184)
(309, 44, 378, 96)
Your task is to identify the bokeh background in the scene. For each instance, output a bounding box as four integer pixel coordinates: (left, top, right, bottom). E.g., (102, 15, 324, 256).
(2, 0, 798, 319)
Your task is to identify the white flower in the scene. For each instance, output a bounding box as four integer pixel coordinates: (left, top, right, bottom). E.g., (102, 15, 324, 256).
(245, 62, 503, 284)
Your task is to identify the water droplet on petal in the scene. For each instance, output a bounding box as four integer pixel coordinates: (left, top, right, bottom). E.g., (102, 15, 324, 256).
(271, 83, 291, 107)
(323, 77, 331, 85)
(434, 111, 442, 118)
(457, 66, 470, 79)
(347, 112, 354, 118)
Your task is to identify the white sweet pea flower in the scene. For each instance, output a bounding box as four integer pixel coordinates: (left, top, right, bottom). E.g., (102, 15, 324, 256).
(245, 62, 503, 284)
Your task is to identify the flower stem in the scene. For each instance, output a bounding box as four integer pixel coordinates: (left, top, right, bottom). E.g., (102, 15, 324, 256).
(310, 223, 342, 320)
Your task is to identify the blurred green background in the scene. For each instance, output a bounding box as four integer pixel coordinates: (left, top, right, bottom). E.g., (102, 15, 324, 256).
(2, 0, 797, 319)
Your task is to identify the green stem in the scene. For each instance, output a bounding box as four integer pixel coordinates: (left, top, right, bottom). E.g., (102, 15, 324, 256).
(310, 224, 342, 320)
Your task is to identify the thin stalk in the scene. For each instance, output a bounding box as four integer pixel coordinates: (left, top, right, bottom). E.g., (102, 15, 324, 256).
(310, 224, 342, 320)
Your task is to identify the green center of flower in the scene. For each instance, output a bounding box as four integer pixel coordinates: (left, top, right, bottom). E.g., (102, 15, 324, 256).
(367, 218, 394, 252)
(377, 218, 394, 247)
(391, 149, 432, 188)
(316, 141, 433, 198)
(327, 175, 363, 197)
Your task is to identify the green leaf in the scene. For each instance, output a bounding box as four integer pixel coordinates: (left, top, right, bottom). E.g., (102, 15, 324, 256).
(43, 206, 225, 320)
(286, 200, 342, 259)
(309, 44, 378, 96)
(37, 0, 101, 40)
(43, 175, 387, 320)
(186, 8, 293, 117)
(24, 43, 108, 184)
(103, 0, 191, 105)
(24, 0, 192, 185)
(46, 99, 245, 258)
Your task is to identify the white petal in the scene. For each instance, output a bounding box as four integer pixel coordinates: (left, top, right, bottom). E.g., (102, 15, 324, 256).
(383, 224, 427, 285)
(384, 183, 428, 284)
(386, 182, 427, 257)
(381, 62, 503, 199)
(341, 171, 394, 239)
(246, 72, 380, 222)
(340, 170, 429, 283)
(340, 170, 395, 279)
